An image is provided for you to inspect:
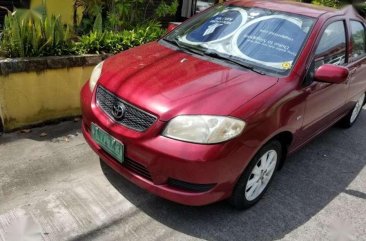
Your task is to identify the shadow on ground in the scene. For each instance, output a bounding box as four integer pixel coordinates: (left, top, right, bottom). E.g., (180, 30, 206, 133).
(94, 113, 366, 241)
(0, 119, 82, 145)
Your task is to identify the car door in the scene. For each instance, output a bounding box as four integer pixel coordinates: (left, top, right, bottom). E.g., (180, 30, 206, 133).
(301, 20, 349, 140)
(347, 20, 366, 101)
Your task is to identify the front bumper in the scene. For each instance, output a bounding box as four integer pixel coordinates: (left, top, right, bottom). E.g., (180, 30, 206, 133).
(81, 84, 255, 206)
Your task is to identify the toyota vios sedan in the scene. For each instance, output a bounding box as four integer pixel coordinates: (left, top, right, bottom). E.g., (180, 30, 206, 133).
(81, 0, 366, 209)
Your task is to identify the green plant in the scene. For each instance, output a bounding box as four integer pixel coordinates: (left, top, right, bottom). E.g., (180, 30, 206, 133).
(73, 0, 105, 34)
(73, 21, 166, 55)
(0, 0, 170, 58)
(104, 0, 149, 31)
(0, 3, 73, 58)
(311, 0, 341, 8)
(74, 0, 178, 33)
(155, 0, 179, 18)
(301, 0, 366, 17)
(73, 31, 120, 54)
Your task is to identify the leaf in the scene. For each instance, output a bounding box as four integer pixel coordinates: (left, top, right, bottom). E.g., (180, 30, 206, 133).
(12, 16, 24, 57)
(20, 129, 31, 133)
(93, 12, 103, 34)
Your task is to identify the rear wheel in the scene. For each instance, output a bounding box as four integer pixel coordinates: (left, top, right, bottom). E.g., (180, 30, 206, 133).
(229, 140, 282, 210)
(341, 93, 365, 128)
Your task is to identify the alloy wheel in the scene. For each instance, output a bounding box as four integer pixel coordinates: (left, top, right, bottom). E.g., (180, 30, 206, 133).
(350, 93, 365, 124)
(245, 150, 278, 201)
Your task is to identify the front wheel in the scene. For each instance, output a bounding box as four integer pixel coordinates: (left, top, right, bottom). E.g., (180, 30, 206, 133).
(341, 93, 365, 128)
(229, 140, 282, 210)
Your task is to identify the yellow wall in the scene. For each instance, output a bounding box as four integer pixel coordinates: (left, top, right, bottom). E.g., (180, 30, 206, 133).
(31, 0, 78, 24)
(0, 66, 94, 131)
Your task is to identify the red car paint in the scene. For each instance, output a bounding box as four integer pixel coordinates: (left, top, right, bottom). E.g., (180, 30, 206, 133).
(81, 1, 366, 206)
(314, 64, 350, 84)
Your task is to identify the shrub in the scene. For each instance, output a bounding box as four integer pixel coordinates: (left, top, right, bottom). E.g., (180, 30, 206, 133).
(0, 8, 73, 58)
(73, 21, 166, 55)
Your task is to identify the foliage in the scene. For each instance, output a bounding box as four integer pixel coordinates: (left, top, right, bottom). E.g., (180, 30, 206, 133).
(311, 0, 341, 8)
(155, 0, 179, 18)
(73, 21, 165, 55)
(75, 0, 178, 33)
(0, 0, 168, 58)
(302, 0, 366, 16)
(105, 0, 146, 31)
(68, 0, 172, 56)
(73, 0, 105, 34)
(93, 12, 103, 34)
(0, 4, 73, 58)
(75, 0, 104, 17)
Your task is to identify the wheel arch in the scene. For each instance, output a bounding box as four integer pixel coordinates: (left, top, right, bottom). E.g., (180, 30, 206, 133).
(267, 131, 294, 169)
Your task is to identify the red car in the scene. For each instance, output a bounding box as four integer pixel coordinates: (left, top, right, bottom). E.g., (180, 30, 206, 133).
(81, 0, 366, 209)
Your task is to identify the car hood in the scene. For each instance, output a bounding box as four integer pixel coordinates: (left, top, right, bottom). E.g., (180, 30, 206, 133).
(98, 42, 278, 121)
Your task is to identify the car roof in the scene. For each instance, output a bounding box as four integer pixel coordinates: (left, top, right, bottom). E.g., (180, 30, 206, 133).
(228, 0, 339, 18)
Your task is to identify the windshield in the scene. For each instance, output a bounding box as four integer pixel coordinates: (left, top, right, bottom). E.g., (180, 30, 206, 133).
(163, 5, 315, 75)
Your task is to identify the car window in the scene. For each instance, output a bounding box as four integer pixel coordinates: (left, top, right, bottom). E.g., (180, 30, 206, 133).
(314, 21, 347, 69)
(303, 21, 347, 86)
(350, 20, 366, 60)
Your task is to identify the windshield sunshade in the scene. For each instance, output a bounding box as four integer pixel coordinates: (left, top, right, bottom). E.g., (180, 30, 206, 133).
(164, 5, 315, 75)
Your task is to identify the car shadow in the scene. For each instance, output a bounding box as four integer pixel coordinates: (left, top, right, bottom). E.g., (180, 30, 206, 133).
(100, 112, 366, 241)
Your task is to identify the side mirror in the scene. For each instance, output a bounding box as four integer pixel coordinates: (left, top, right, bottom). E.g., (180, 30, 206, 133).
(167, 22, 181, 32)
(314, 64, 349, 84)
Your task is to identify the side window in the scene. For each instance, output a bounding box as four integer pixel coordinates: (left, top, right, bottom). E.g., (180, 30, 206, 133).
(350, 20, 366, 60)
(314, 21, 347, 69)
(303, 21, 347, 86)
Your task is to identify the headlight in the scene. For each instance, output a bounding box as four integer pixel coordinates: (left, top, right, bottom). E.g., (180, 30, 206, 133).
(89, 61, 104, 92)
(163, 115, 246, 144)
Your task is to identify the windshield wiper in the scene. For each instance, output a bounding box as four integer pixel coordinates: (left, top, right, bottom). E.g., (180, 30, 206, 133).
(163, 38, 205, 56)
(163, 38, 266, 75)
(203, 51, 266, 75)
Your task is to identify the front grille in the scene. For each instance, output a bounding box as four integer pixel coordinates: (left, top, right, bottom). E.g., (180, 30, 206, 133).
(96, 86, 157, 132)
(123, 158, 152, 181)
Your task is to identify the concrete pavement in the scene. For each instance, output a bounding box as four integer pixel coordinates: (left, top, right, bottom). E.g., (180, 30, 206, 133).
(0, 110, 365, 241)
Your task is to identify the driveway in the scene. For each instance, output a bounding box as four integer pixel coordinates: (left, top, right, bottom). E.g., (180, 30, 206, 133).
(0, 109, 366, 241)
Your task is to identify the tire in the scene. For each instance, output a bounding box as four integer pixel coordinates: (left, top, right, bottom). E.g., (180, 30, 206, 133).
(340, 93, 365, 128)
(229, 140, 282, 210)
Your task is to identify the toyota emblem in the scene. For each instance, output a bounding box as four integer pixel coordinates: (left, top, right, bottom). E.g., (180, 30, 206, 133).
(112, 103, 126, 120)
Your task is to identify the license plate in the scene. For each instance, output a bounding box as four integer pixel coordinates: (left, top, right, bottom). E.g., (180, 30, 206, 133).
(91, 123, 124, 163)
